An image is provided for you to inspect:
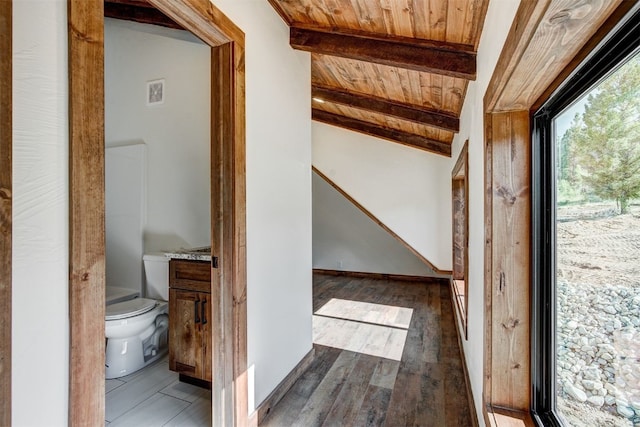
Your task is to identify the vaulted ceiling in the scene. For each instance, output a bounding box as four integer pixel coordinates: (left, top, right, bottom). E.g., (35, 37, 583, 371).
(267, 0, 489, 157)
(104, 0, 490, 157)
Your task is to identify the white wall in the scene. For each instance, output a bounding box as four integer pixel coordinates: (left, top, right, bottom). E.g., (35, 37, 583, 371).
(210, 0, 313, 412)
(312, 172, 438, 277)
(449, 1, 521, 423)
(106, 144, 146, 294)
(313, 123, 452, 271)
(105, 18, 211, 255)
(12, 0, 69, 425)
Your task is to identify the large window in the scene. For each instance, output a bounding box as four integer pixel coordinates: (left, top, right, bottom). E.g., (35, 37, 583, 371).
(532, 11, 640, 427)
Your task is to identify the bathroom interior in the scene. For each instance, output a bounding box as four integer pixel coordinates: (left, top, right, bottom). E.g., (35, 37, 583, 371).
(104, 17, 213, 424)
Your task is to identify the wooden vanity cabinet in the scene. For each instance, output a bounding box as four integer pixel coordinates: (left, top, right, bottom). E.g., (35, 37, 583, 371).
(168, 259, 212, 383)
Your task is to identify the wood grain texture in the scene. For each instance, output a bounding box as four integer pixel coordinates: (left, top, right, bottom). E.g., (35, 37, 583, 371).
(169, 289, 204, 378)
(211, 42, 235, 427)
(487, 406, 537, 427)
(147, 0, 243, 47)
(68, 0, 106, 425)
(170, 259, 211, 292)
(269, 0, 488, 46)
(211, 35, 248, 427)
(104, 0, 183, 29)
(263, 274, 473, 426)
(313, 85, 459, 132)
(312, 54, 468, 115)
(312, 167, 452, 275)
(169, 260, 212, 382)
(487, 111, 531, 411)
(291, 26, 476, 80)
(313, 108, 452, 157)
(0, 1, 11, 425)
(483, 110, 494, 420)
(315, 101, 454, 143)
(256, 348, 316, 424)
(485, 0, 623, 112)
(531, 1, 638, 111)
(231, 38, 248, 427)
(483, 0, 552, 112)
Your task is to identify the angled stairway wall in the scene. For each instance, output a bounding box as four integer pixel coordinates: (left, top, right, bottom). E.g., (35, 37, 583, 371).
(313, 122, 453, 274)
(313, 170, 444, 277)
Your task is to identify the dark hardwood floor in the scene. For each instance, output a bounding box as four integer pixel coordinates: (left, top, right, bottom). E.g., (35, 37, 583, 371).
(261, 274, 473, 427)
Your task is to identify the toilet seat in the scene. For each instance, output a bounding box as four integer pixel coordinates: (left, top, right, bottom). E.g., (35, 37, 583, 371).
(106, 298, 157, 321)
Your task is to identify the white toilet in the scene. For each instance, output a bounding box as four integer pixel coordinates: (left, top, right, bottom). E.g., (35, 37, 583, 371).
(105, 254, 170, 379)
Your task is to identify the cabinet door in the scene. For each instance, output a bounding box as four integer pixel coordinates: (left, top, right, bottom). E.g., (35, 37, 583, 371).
(169, 289, 203, 379)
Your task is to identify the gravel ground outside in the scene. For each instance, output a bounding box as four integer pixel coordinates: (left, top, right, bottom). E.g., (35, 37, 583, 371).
(556, 203, 640, 427)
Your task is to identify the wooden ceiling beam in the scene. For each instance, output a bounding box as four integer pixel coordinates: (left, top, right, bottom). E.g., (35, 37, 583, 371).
(312, 85, 459, 132)
(104, 0, 183, 30)
(292, 26, 476, 80)
(313, 109, 451, 157)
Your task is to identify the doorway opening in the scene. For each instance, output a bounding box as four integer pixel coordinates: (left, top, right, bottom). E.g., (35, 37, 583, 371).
(103, 17, 212, 424)
(68, 1, 247, 425)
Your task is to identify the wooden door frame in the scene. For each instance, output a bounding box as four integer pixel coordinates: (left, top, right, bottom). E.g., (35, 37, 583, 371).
(0, 1, 12, 425)
(68, 1, 247, 426)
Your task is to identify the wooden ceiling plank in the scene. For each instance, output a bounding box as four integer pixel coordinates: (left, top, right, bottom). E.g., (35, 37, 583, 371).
(352, 0, 387, 34)
(402, 67, 421, 106)
(418, 72, 437, 110)
(446, 0, 473, 45)
(104, 1, 183, 29)
(291, 26, 476, 80)
(379, 0, 397, 36)
(425, 0, 447, 41)
(323, 101, 452, 141)
(313, 54, 467, 114)
(320, 0, 354, 28)
(443, 78, 467, 117)
(313, 109, 451, 157)
(271, 0, 487, 46)
(368, 61, 393, 100)
(390, 0, 417, 38)
(431, 73, 444, 111)
(313, 84, 459, 132)
(469, 0, 490, 50)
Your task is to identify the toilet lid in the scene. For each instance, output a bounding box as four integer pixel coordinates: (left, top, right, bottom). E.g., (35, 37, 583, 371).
(105, 298, 157, 321)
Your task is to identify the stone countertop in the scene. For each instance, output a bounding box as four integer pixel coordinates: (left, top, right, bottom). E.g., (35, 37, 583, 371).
(164, 246, 211, 262)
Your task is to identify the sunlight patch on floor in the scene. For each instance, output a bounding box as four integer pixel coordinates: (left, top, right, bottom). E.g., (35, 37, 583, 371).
(313, 298, 413, 361)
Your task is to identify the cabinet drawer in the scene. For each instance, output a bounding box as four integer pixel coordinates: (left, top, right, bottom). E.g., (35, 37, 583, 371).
(169, 260, 211, 293)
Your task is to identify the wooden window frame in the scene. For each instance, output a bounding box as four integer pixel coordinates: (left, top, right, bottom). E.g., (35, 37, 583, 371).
(482, 1, 637, 425)
(68, 1, 247, 426)
(452, 140, 469, 340)
(0, 1, 11, 425)
(531, 12, 640, 424)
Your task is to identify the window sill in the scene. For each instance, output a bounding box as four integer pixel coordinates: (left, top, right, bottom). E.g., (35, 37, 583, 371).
(485, 405, 536, 427)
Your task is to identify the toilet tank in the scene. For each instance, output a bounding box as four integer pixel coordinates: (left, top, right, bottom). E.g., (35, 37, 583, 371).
(143, 253, 169, 301)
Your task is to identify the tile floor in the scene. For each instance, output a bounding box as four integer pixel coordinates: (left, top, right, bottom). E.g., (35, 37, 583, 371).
(105, 356, 211, 426)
